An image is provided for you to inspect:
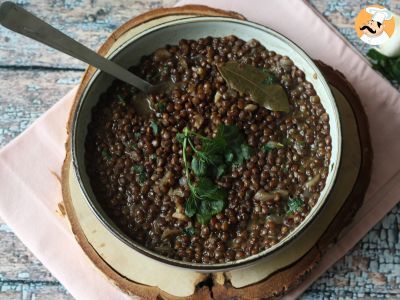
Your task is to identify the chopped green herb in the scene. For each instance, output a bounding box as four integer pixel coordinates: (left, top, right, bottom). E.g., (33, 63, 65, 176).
(287, 198, 304, 215)
(225, 151, 234, 162)
(182, 227, 196, 236)
(134, 132, 141, 139)
(261, 70, 278, 85)
(262, 141, 285, 153)
(131, 164, 147, 185)
(131, 164, 144, 174)
(156, 102, 167, 113)
(101, 149, 112, 160)
(126, 142, 137, 151)
(116, 95, 126, 106)
(176, 132, 186, 143)
(149, 154, 157, 161)
(137, 172, 147, 185)
(150, 120, 159, 135)
(241, 143, 254, 160)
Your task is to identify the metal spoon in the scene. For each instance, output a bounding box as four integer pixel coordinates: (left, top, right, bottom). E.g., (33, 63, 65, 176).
(0, 1, 159, 117)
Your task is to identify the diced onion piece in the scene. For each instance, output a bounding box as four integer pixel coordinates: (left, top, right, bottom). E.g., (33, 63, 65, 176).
(172, 202, 188, 221)
(244, 104, 258, 111)
(214, 91, 222, 104)
(159, 170, 173, 188)
(266, 214, 284, 224)
(193, 114, 204, 129)
(303, 189, 312, 198)
(168, 188, 184, 197)
(305, 174, 321, 189)
(172, 211, 188, 221)
(279, 56, 293, 71)
(161, 228, 180, 239)
(179, 176, 187, 186)
(275, 189, 289, 198)
(254, 189, 275, 201)
(255, 189, 289, 201)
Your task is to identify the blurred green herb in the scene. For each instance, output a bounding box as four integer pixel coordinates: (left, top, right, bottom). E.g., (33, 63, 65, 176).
(131, 164, 147, 185)
(261, 69, 278, 85)
(287, 198, 304, 215)
(183, 227, 196, 236)
(116, 95, 126, 106)
(125, 142, 137, 151)
(367, 49, 400, 82)
(101, 149, 112, 160)
(150, 120, 159, 135)
(156, 102, 166, 113)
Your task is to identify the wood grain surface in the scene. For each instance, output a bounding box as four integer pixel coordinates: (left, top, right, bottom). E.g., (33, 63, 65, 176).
(0, 0, 399, 299)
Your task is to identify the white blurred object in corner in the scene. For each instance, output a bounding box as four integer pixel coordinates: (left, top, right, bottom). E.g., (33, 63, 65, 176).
(377, 12, 400, 57)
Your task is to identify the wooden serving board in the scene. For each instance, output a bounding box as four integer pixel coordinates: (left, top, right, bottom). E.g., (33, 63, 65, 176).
(61, 5, 372, 299)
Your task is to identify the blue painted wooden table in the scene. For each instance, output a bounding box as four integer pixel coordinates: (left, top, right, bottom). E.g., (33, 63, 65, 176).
(0, 0, 399, 299)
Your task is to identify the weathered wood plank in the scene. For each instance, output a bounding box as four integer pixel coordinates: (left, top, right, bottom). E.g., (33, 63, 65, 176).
(0, 69, 81, 147)
(0, 220, 56, 282)
(302, 204, 400, 298)
(0, 281, 71, 300)
(0, 0, 179, 69)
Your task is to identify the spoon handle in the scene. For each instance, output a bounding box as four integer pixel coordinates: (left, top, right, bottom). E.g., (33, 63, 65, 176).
(0, 1, 152, 92)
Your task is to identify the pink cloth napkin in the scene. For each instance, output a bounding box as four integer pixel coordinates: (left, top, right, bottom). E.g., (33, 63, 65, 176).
(0, 0, 399, 299)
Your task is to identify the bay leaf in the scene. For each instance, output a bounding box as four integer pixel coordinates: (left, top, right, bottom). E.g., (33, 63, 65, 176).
(217, 61, 290, 112)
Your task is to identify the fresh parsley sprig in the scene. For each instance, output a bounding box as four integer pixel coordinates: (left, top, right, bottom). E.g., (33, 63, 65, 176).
(367, 49, 400, 83)
(176, 124, 254, 224)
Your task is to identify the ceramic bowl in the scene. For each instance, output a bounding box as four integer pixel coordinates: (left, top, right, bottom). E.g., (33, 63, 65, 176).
(71, 16, 342, 271)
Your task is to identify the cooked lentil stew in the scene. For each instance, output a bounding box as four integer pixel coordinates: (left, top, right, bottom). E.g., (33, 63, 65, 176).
(85, 35, 331, 263)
